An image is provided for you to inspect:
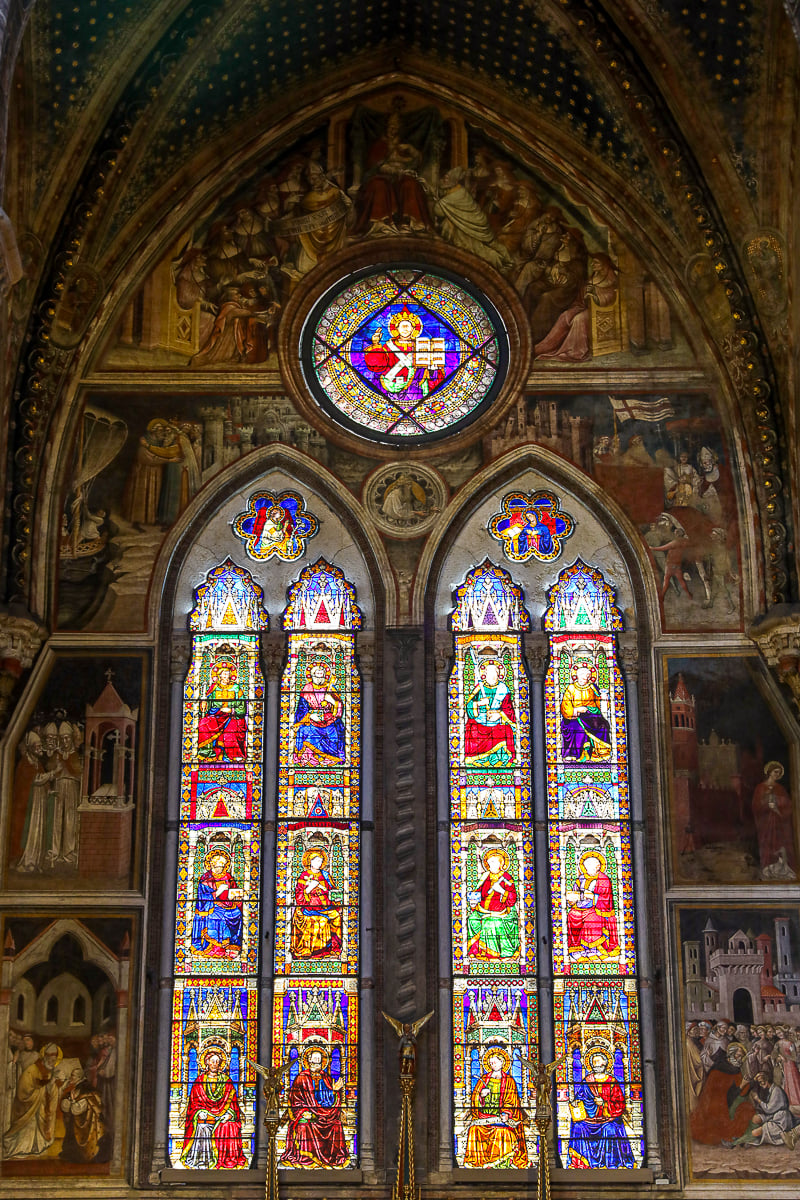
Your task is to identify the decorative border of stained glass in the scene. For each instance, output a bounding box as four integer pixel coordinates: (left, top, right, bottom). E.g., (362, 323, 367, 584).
(168, 562, 268, 1170)
(488, 489, 575, 563)
(300, 264, 509, 445)
(272, 560, 362, 1170)
(231, 490, 319, 562)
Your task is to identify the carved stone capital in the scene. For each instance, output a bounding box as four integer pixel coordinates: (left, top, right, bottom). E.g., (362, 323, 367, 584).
(357, 632, 375, 682)
(169, 632, 191, 682)
(617, 632, 641, 679)
(388, 627, 421, 672)
(0, 608, 48, 729)
(750, 606, 800, 714)
(260, 631, 285, 680)
(523, 630, 549, 677)
(434, 632, 452, 682)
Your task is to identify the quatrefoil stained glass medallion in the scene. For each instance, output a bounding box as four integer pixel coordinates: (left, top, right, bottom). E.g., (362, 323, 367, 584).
(301, 265, 509, 444)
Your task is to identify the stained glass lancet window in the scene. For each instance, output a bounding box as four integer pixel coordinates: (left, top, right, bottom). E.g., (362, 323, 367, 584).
(544, 560, 645, 1169)
(168, 559, 269, 1169)
(449, 561, 538, 1169)
(301, 265, 508, 444)
(272, 559, 363, 1168)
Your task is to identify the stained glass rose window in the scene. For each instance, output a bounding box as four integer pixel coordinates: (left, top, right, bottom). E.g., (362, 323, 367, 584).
(301, 265, 508, 444)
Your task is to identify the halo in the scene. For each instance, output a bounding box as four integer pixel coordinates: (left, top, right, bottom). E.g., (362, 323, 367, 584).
(301, 1043, 330, 1071)
(481, 1044, 511, 1072)
(764, 760, 784, 779)
(481, 844, 510, 872)
(301, 845, 329, 870)
(388, 306, 423, 340)
(579, 849, 607, 875)
(199, 1039, 228, 1068)
(204, 846, 231, 869)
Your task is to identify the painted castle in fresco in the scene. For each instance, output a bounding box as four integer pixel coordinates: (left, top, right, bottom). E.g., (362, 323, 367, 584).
(684, 917, 800, 1026)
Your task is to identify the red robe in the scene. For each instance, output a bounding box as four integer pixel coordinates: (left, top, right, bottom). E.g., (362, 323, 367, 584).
(280, 1067, 348, 1167)
(182, 1073, 246, 1168)
(567, 870, 620, 957)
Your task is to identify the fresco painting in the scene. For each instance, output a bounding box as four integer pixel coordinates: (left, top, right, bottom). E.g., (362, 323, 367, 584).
(678, 907, 800, 1179)
(1, 917, 131, 1177)
(97, 96, 689, 376)
(6, 656, 144, 891)
(664, 656, 795, 884)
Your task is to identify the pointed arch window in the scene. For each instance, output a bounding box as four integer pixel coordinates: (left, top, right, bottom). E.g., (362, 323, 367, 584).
(544, 560, 645, 1169)
(272, 559, 363, 1169)
(168, 560, 268, 1170)
(448, 562, 538, 1169)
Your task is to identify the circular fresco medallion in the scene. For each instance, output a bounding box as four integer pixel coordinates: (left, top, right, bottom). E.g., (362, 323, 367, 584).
(300, 264, 508, 445)
(363, 462, 448, 538)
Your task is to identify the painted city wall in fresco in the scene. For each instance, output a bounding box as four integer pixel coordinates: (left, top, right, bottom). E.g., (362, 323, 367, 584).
(678, 906, 800, 1180)
(663, 655, 794, 884)
(5, 654, 146, 891)
(1, 917, 132, 1178)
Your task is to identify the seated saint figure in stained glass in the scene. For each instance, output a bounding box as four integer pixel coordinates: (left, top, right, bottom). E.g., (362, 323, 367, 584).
(566, 850, 620, 963)
(467, 841, 520, 961)
(464, 656, 516, 766)
(191, 848, 244, 960)
(290, 844, 342, 959)
(560, 649, 611, 763)
(464, 1047, 529, 1169)
(567, 1047, 634, 1169)
(181, 1046, 247, 1169)
(280, 1046, 349, 1168)
(293, 660, 345, 766)
(198, 653, 248, 762)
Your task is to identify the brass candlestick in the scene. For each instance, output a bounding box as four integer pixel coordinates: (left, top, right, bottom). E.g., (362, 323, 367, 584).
(521, 1053, 564, 1200)
(383, 1010, 433, 1200)
(248, 1056, 291, 1200)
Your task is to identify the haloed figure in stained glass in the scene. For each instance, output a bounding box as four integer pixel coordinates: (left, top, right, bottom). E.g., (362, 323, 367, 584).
(181, 1045, 246, 1169)
(290, 840, 342, 960)
(467, 838, 520, 962)
(566, 849, 620, 964)
(294, 658, 345, 766)
(192, 848, 244, 960)
(567, 1046, 634, 1169)
(198, 650, 248, 762)
(560, 647, 611, 763)
(464, 1046, 528, 1169)
(465, 654, 516, 767)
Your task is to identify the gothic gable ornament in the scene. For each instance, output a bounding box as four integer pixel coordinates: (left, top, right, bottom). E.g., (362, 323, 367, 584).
(488, 490, 575, 563)
(231, 491, 319, 562)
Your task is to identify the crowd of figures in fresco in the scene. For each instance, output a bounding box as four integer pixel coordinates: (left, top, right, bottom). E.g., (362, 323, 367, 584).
(107, 96, 658, 372)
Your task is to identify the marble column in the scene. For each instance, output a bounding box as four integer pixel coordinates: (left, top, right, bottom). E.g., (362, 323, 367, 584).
(358, 634, 376, 1176)
(620, 636, 664, 1177)
(151, 633, 189, 1178)
(257, 632, 283, 1168)
(434, 633, 454, 1173)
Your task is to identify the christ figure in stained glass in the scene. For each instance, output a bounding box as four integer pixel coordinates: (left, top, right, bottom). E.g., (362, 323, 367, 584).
(560, 649, 611, 763)
(464, 1047, 528, 1168)
(464, 656, 516, 766)
(290, 844, 342, 959)
(566, 850, 620, 963)
(567, 1047, 634, 1169)
(198, 654, 247, 762)
(293, 660, 345, 766)
(362, 308, 444, 403)
(191, 848, 244, 960)
(467, 840, 520, 962)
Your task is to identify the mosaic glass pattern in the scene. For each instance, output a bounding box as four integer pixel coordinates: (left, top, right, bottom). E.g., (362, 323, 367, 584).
(553, 980, 644, 1169)
(544, 562, 643, 1169)
(272, 979, 359, 1167)
(453, 980, 539, 1169)
(449, 564, 537, 1167)
(168, 562, 268, 1169)
(302, 267, 507, 442)
(488, 489, 575, 563)
(231, 490, 319, 562)
(272, 562, 362, 1168)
